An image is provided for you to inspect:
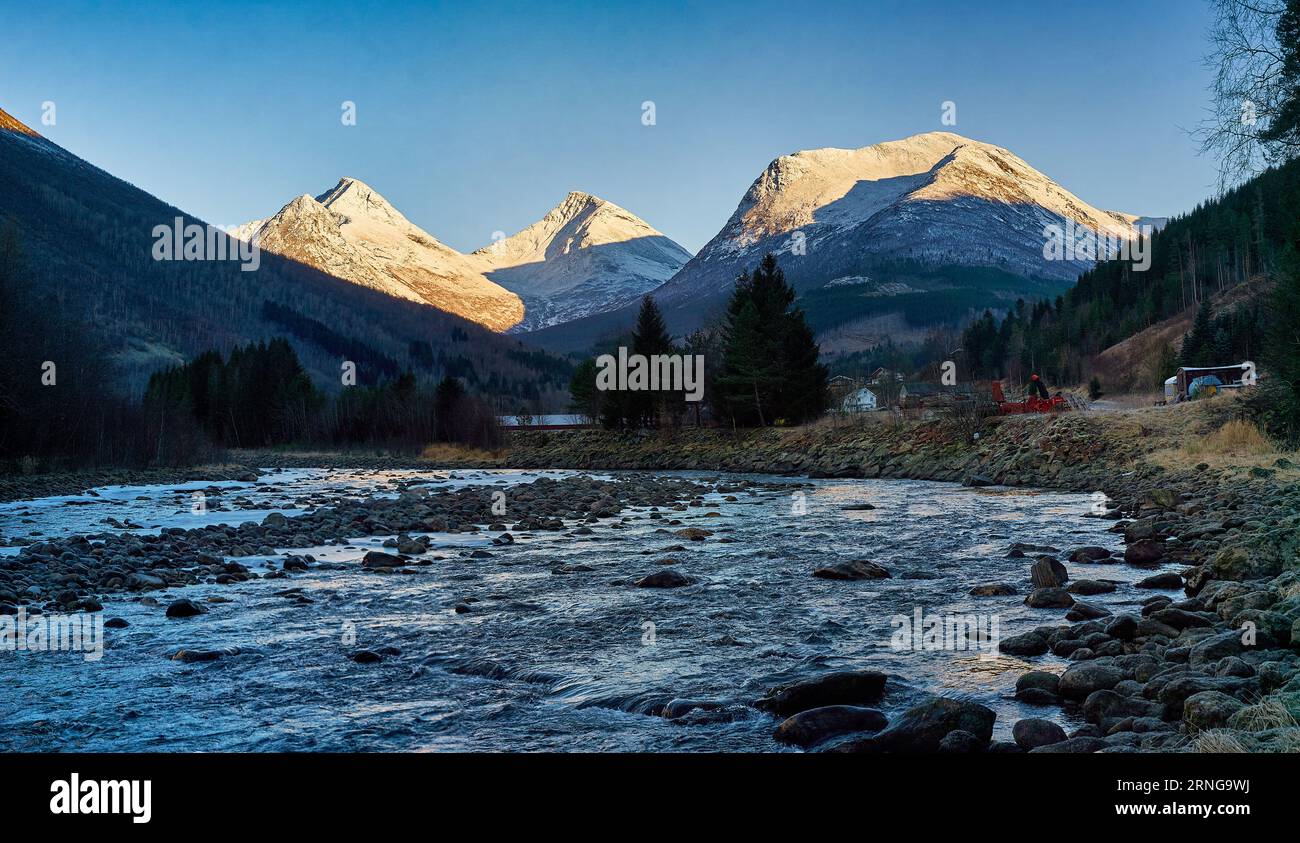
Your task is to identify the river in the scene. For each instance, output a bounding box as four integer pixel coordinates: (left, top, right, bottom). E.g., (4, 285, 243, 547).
(0, 468, 1183, 751)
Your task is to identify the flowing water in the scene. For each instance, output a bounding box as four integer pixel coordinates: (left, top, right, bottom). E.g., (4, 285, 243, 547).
(0, 469, 1183, 752)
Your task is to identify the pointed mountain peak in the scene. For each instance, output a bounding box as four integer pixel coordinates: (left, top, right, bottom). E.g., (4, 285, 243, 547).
(314, 177, 410, 227)
(545, 190, 610, 222)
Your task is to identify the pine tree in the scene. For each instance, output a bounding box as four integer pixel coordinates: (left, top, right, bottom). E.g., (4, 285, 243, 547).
(717, 254, 827, 426)
(1181, 302, 1215, 367)
(567, 358, 600, 421)
(434, 376, 465, 442)
(629, 295, 675, 427)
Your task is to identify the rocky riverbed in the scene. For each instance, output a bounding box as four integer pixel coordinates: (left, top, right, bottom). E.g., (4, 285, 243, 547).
(2, 405, 1299, 753)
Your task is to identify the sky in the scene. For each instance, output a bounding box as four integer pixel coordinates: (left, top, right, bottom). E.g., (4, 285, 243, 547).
(3, 0, 1221, 254)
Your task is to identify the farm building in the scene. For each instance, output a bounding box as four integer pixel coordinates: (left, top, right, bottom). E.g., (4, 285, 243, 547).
(841, 387, 880, 413)
(1165, 363, 1257, 403)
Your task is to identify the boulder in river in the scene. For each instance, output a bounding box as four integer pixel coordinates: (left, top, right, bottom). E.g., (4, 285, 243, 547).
(1068, 546, 1112, 563)
(1012, 718, 1066, 750)
(1025, 587, 1074, 609)
(1065, 601, 1112, 622)
(165, 599, 208, 618)
(754, 670, 887, 717)
(1124, 539, 1165, 565)
(773, 705, 888, 747)
(969, 583, 1017, 597)
(1133, 569, 1185, 590)
(829, 697, 996, 753)
(673, 527, 712, 541)
(1068, 579, 1117, 596)
(812, 560, 891, 581)
(999, 631, 1049, 656)
(361, 551, 403, 569)
(635, 569, 693, 588)
(1030, 556, 1069, 587)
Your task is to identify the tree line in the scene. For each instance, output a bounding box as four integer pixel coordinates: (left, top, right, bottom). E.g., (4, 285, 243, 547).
(0, 223, 502, 473)
(569, 254, 828, 429)
(145, 342, 502, 453)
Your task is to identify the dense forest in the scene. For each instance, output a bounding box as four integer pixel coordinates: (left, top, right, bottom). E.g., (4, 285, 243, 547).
(959, 157, 1300, 389)
(0, 223, 502, 472)
(144, 341, 501, 454)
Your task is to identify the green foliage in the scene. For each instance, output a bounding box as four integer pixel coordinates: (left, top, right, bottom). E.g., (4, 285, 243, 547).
(717, 254, 828, 426)
(567, 358, 600, 420)
(261, 300, 402, 383)
(797, 261, 1066, 336)
(146, 344, 500, 452)
(1253, 240, 1300, 440)
(1259, 0, 1300, 151)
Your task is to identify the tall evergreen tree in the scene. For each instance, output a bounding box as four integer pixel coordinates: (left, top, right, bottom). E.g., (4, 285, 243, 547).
(717, 254, 827, 426)
(629, 295, 676, 427)
(433, 376, 466, 442)
(1181, 302, 1216, 367)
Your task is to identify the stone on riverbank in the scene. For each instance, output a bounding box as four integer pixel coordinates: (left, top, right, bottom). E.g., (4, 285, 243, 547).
(1012, 718, 1066, 750)
(828, 698, 995, 753)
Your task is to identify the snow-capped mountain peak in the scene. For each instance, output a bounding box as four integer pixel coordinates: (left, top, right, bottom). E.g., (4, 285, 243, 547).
(234, 180, 524, 331)
(472, 191, 693, 332)
(234, 183, 688, 333)
(655, 131, 1158, 311)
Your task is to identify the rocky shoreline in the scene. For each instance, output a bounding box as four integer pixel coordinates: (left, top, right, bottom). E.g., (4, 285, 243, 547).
(3, 403, 1299, 752)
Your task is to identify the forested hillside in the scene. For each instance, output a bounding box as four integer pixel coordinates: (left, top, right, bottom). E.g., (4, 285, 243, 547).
(0, 107, 569, 405)
(960, 157, 1300, 388)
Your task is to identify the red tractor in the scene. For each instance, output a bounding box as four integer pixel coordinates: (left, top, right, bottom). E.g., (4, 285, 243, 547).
(990, 380, 1074, 415)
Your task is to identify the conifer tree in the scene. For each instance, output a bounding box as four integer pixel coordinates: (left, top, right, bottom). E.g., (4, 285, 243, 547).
(717, 254, 827, 426)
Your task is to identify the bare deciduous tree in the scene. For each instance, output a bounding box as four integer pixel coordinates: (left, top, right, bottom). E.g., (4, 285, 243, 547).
(1197, 0, 1297, 190)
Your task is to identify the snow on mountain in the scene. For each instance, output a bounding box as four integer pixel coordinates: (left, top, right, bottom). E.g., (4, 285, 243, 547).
(235, 183, 688, 333)
(471, 191, 692, 332)
(234, 179, 525, 331)
(654, 131, 1157, 308)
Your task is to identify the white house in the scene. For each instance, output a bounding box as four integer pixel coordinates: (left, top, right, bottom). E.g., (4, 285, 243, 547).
(841, 387, 879, 413)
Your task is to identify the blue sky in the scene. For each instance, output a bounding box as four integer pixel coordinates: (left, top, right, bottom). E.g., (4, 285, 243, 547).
(3, 0, 1219, 253)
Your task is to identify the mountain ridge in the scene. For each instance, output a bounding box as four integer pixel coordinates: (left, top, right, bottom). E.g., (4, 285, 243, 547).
(236, 183, 691, 333)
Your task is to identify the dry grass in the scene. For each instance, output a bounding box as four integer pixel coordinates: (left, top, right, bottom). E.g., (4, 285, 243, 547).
(1228, 698, 1299, 733)
(1181, 419, 1273, 457)
(1147, 415, 1300, 478)
(418, 443, 507, 463)
(1190, 729, 1254, 753)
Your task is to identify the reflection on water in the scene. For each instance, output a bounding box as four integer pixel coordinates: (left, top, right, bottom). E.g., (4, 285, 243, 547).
(0, 470, 1180, 752)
